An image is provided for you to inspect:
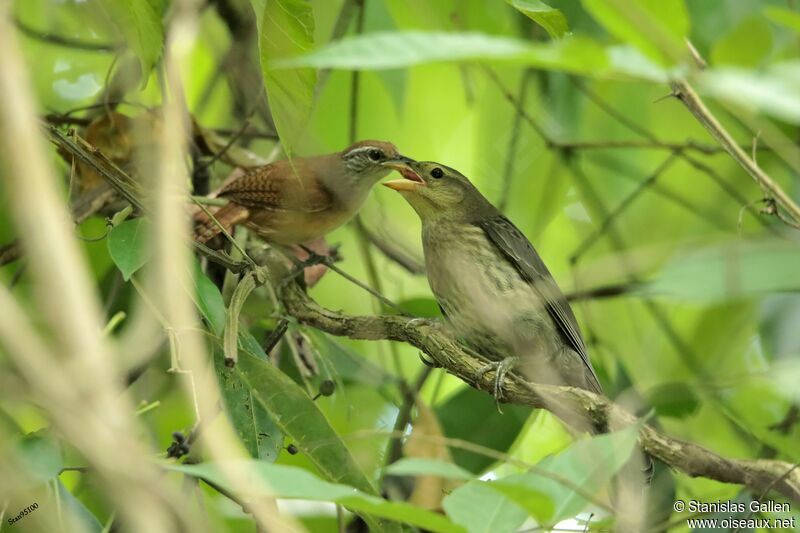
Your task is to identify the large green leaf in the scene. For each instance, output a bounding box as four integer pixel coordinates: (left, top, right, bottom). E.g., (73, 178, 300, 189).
(170, 462, 464, 533)
(697, 64, 800, 125)
(435, 386, 531, 474)
(251, 0, 316, 152)
(443, 480, 528, 533)
(56, 480, 103, 533)
(99, 0, 164, 84)
(646, 239, 800, 300)
(582, 0, 689, 65)
(214, 348, 283, 462)
(16, 432, 63, 486)
(384, 458, 474, 480)
(507, 0, 569, 39)
(191, 263, 226, 336)
(107, 218, 151, 281)
(234, 348, 398, 530)
(273, 31, 608, 74)
(489, 425, 640, 524)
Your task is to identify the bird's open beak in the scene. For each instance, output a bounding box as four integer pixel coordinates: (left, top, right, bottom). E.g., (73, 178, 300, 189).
(381, 157, 425, 191)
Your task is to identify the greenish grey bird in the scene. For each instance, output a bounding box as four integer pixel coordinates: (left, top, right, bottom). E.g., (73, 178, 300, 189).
(383, 160, 603, 400)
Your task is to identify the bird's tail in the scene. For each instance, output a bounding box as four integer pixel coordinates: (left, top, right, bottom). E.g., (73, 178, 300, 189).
(192, 203, 249, 243)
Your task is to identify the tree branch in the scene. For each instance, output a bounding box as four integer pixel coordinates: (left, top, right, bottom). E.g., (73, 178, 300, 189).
(670, 79, 800, 226)
(13, 17, 119, 52)
(278, 282, 800, 503)
(44, 123, 249, 273)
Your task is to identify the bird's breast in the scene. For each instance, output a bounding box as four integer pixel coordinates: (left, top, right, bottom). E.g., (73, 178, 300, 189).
(422, 222, 548, 347)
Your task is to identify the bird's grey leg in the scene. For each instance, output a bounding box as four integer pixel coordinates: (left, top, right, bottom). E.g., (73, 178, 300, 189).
(418, 352, 441, 368)
(474, 356, 518, 412)
(404, 317, 440, 329)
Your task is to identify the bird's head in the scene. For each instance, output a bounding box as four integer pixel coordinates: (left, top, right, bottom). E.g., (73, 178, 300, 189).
(380, 160, 493, 222)
(340, 140, 412, 184)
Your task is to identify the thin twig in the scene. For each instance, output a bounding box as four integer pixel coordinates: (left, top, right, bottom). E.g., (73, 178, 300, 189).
(45, 123, 249, 272)
(670, 79, 800, 227)
(295, 246, 408, 315)
(571, 77, 776, 232)
(384, 366, 434, 468)
(354, 218, 425, 275)
(196, 97, 261, 172)
(13, 17, 119, 51)
(571, 153, 679, 263)
(499, 69, 532, 212)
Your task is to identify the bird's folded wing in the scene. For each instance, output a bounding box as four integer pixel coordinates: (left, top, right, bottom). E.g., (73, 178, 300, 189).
(476, 215, 602, 393)
(218, 160, 334, 213)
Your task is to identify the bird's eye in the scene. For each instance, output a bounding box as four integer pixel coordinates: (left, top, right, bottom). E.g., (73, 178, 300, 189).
(368, 149, 383, 161)
(431, 167, 444, 179)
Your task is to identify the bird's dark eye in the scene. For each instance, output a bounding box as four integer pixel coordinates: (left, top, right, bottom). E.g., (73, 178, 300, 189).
(368, 149, 383, 161)
(431, 167, 444, 179)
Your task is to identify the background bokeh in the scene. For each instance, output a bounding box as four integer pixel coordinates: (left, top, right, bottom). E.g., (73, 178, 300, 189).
(1, 0, 799, 532)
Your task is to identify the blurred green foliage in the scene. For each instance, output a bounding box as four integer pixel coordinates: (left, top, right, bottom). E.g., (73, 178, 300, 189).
(2, 0, 800, 531)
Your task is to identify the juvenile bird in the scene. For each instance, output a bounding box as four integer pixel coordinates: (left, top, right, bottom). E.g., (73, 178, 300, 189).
(383, 161, 603, 399)
(195, 141, 412, 245)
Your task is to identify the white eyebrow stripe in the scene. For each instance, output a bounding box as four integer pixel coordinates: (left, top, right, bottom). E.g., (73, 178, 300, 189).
(344, 146, 380, 158)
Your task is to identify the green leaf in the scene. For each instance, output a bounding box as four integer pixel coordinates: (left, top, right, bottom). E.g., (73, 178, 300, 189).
(272, 31, 609, 74)
(582, 0, 689, 65)
(192, 263, 226, 336)
(764, 6, 800, 33)
(214, 349, 283, 461)
(443, 480, 528, 533)
(507, 0, 569, 39)
(697, 64, 800, 124)
(490, 425, 640, 524)
(100, 0, 164, 84)
(170, 461, 464, 533)
(16, 432, 63, 485)
(234, 348, 399, 530)
(607, 45, 670, 81)
(646, 382, 700, 418)
(384, 458, 474, 480)
(56, 480, 103, 533)
(646, 238, 800, 300)
(436, 386, 530, 474)
(251, 0, 316, 152)
(711, 16, 772, 68)
(238, 328, 270, 359)
(107, 218, 151, 281)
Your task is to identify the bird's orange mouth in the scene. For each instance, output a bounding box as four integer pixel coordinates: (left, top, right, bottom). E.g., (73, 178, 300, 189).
(382, 163, 425, 191)
(398, 167, 425, 184)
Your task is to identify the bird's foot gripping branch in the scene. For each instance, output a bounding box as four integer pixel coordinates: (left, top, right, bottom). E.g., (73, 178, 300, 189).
(276, 276, 800, 504)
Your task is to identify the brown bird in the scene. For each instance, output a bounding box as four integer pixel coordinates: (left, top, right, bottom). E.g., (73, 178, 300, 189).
(194, 141, 411, 246)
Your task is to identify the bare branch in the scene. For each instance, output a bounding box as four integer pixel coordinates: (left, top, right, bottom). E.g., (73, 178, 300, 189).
(670, 79, 800, 227)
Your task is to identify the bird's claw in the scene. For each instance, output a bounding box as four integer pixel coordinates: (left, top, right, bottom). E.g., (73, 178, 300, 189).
(475, 357, 518, 413)
(418, 352, 440, 368)
(404, 317, 439, 330)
